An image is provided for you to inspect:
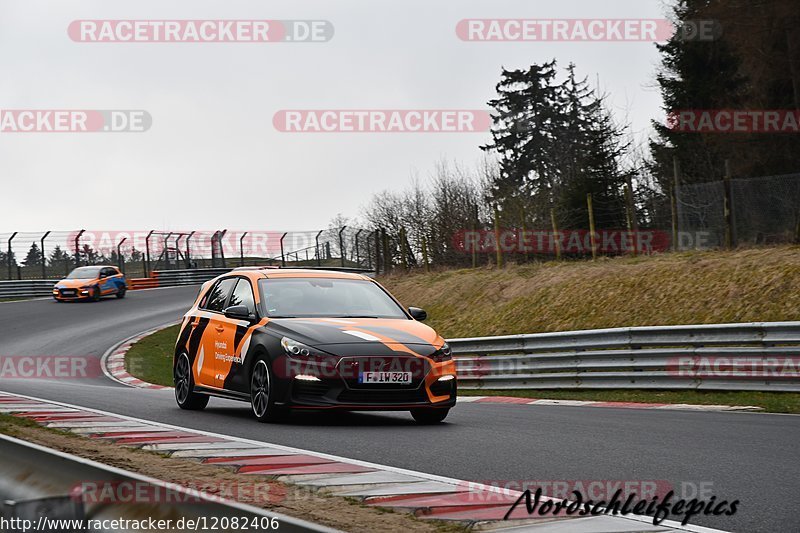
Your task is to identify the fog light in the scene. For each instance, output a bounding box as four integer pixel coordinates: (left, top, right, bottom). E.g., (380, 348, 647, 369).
(437, 375, 456, 382)
(80, 290, 89, 295)
(295, 374, 321, 382)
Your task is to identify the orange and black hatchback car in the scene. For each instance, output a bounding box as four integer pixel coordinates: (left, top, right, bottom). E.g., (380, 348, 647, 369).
(173, 268, 457, 423)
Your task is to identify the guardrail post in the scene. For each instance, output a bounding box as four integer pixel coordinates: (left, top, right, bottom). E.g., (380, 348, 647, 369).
(338, 226, 347, 267)
(117, 237, 127, 274)
(73, 229, 84, 269)
(280, 232, 288, 267)
(239, 232, 248, 267)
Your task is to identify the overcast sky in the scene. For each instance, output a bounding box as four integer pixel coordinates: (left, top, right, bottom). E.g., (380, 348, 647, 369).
(0, 0, 668, 233)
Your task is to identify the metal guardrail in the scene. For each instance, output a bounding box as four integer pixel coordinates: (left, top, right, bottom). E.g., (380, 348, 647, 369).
(0, 434, 336, 533)
(0, 279, 57, 299)
(451, 322, 800, 392)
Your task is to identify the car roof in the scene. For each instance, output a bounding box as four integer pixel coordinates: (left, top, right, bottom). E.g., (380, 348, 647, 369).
(260, 268, 369, 280)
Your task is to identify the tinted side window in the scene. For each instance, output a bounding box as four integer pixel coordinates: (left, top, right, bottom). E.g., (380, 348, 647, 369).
(204, 278, 237, 312)
(229, 279, 256, 315)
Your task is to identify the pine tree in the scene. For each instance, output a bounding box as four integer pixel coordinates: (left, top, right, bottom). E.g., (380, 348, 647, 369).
(23, 242, 42, 267)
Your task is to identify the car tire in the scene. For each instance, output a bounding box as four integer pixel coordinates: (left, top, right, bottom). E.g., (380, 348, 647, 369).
(116, 286, 126, 299)
(250, 357, 287, 423)
(91, 286, 101, 302)
(410, 408, 450, 424)
(174, 353, 209, 410)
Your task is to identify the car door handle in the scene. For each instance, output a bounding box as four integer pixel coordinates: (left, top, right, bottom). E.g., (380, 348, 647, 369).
(215, 326, 225, 333)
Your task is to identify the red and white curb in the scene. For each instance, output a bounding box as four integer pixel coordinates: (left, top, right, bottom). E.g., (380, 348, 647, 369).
(101, 323, 178, 390)
(0, 391, 729, 533)
(458, 396, 762, 412)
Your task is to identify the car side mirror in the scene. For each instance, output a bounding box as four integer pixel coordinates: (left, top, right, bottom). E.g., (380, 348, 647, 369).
(408, 307, 427, 321)
(224, 305, 255, 322)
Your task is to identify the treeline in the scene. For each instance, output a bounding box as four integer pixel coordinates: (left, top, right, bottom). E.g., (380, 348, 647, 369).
(354, 0, 800, 268)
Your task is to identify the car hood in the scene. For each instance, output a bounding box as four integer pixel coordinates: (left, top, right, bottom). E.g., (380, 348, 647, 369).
(55, 278, 97, 288)
(263, 317, 443, 355)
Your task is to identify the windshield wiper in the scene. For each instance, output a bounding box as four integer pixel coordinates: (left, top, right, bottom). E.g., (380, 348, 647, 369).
(331, 315, 380, 319)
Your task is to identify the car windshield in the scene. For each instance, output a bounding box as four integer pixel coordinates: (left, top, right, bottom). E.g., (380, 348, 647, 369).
(258, 278, 407, 319)
(65, 267, 101, 279)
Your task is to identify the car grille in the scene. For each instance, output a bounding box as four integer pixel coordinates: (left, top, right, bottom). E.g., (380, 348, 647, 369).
(59, 289, 77, 297)
(337, 388, 428, 404)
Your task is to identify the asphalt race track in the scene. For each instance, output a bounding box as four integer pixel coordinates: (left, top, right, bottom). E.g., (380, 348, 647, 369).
(0, 287, 797, 532)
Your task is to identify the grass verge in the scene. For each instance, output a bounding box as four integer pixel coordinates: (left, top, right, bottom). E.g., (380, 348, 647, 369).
(125, 324, 180, 387)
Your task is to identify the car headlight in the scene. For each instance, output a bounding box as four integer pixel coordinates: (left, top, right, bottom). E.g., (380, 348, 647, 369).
(281, 337, 326, 358)
(430, 342, 452, 362)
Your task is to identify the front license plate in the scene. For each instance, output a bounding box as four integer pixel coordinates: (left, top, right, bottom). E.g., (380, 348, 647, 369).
(359, 371, 412, 384)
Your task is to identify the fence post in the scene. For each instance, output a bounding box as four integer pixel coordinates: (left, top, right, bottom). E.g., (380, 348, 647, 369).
(239, 232, 248, 267)
(74, 229, 84, 269)
(550, 208, 561, 260)
(163, 232, 173, 270)
(315, 230, 323, 267)
(145, 230, 154, 275)
(493, 208, 503, 268)
(354, 229, 362, 266)
(520, 208, 528, 263)
(6, 231, 19, 280)
(374, 230, 381, 274)
(671, 157, 680, 251)
(338, 226, 347, 268)
(724, 160, 737, 249)
(40, 231, 51, 279)
(218, 229, 228, 268)
(117, 237, 127, 274)
(624, 182, 638, 256)
(381, 228, 391, 272)
(421, 235, 430, 273)
(587, 193, 597, 260)
(398, 228, 408, 271)
(185, 231, 195, 268)
(280, 232, 288, 267)
(471, 204, 478, 269)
